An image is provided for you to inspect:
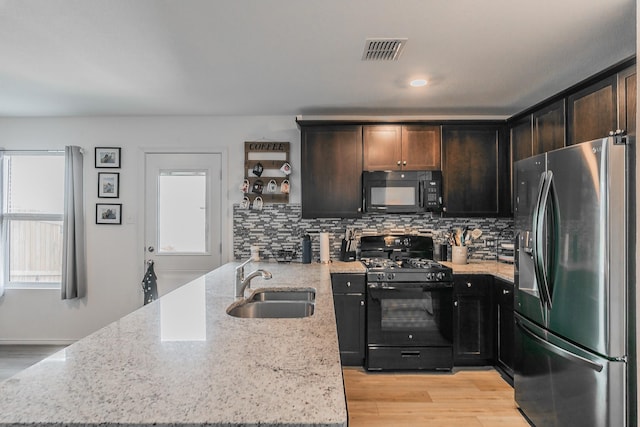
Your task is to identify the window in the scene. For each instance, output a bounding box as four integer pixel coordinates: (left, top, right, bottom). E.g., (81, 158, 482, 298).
(1, 152, 65, 288)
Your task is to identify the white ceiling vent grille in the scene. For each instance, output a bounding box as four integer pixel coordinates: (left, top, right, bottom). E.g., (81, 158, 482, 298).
(362, 38, 407, 61)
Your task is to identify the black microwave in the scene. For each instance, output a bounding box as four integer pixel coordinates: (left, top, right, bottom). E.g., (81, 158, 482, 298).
(362, 170, 443, 213)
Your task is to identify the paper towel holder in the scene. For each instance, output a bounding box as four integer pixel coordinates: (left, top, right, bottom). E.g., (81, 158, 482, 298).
(319, 232, 331, 264)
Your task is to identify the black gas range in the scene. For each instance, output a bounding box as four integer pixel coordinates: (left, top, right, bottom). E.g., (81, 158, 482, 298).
(360, 235, 454, 371)
(362, 257, 453, 285)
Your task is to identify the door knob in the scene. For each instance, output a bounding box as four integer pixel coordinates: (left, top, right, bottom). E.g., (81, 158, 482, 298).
(148, 246, 155, 253)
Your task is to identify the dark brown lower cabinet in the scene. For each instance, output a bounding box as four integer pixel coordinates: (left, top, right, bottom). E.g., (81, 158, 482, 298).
(331, 273, 366, 366)
(453, 274, 496, 366)
(495, 278, 514, 382)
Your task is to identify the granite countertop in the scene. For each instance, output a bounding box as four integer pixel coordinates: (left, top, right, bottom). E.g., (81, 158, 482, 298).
(442, 261, 515, 283)
(0, 262, 347, 427)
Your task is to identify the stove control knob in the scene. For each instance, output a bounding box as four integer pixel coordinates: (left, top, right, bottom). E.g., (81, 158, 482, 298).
(426, 272, 433, 280)
(387, 273, 395, 280)
(377, 273, 385, 281)
(436, 272, 445, 280)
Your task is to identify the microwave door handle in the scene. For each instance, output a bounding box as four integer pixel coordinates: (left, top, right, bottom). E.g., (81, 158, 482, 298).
(418, 180, 424, 208)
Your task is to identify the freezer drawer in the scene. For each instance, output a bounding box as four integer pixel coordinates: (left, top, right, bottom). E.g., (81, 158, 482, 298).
(514, 314, 626, 427)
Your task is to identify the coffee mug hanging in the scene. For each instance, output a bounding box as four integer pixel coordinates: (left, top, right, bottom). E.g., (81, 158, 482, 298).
(252, 162, 264, 177)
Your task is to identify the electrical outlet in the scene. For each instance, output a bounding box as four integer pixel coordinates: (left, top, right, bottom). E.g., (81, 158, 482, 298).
(484, 239, 495, 247)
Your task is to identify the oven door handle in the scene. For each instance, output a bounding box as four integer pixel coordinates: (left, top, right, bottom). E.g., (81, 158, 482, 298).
(367, 287, 447, 300)
(368, 288, 423, 301)
(368, 285, 452, 292)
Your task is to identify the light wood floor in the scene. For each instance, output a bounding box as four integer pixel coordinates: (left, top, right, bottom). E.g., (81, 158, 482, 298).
(343, 367, 530, 427)
(0, 345, 67, 381)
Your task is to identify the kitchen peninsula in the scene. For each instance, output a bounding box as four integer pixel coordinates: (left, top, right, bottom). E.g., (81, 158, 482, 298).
(0, 262, 353, 427)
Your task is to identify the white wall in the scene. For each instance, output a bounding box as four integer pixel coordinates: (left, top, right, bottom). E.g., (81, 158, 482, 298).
(0, 115, 300, 343)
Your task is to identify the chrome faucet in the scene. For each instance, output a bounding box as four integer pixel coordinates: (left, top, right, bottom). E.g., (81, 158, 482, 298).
(235, 259, 272, 298)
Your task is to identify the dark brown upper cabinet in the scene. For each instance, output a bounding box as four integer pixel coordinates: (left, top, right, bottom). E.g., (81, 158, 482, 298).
(363, 125, 441, 171)
(442, 124, 508, 216)
(533, 99, 565, 154)
(567, 74, 617, 146)
(300, 125, 363, 218)
(510, 115, 533, 164)
(618, 65, 637, 136)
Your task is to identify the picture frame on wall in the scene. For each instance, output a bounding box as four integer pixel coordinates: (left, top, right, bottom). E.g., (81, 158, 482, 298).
(98, 172, 119, 198)
(96, 203, 122, 224)
(95, 147, 121, 168)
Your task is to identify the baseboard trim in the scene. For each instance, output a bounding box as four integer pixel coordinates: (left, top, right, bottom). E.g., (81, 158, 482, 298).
(0, 339, 75, 345)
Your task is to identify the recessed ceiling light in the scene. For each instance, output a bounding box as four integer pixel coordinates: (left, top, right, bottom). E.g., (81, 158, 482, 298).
(410, 79, 428, 87)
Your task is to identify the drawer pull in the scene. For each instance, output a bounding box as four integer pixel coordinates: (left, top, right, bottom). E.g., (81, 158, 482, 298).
(401, 350, 421, 358)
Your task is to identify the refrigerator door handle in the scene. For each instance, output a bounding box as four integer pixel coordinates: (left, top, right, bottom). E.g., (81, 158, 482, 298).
(516, 319, 604, 372)
(536, 170, 554, 308)
(532, 171, 551, 308)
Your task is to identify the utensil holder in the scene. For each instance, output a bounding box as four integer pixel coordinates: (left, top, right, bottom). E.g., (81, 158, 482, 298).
(452, 246, 468, 265)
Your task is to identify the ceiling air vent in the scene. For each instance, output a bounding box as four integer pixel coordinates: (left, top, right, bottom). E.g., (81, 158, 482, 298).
(362, 38, 407, 61)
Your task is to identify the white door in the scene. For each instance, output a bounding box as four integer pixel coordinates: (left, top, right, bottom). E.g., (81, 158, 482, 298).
(144, 152, 222, 296)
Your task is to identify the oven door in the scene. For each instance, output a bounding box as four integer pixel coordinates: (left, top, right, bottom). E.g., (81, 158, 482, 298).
(367, 283, 454, 347)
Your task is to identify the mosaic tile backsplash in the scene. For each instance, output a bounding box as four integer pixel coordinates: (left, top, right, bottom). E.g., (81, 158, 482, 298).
(234, 203, 515, 264)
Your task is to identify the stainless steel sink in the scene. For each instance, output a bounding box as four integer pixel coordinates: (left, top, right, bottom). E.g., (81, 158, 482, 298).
(227, 300, 315, 318)
(248, 288, 316, 302)
(227, 287, 316, 318)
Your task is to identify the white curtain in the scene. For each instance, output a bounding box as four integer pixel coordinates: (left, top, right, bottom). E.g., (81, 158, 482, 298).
(61, 146, 86, 299)
(0, 152, 3, 298)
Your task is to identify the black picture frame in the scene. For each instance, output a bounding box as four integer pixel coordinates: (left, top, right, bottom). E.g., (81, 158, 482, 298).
(95, 147, 121, 168)
(96, 203, 122, 224)
(98, 172, 120, 198)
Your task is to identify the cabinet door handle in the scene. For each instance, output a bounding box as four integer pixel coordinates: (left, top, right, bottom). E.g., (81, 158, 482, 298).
(397, 160, 401, 165)
(403, 160, 407, 165)
(467, 282, 472, 288)
(454, 301, 458, 307)
(346, 281, 351, 287)
(360, 300, 365, 306)
(503, 289, 510, 295)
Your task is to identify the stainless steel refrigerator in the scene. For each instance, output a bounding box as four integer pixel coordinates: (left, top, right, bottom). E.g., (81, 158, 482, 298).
(514, 135, 636, 426)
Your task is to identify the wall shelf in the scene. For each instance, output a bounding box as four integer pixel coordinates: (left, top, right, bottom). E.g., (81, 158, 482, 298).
(243, 141, 290, 204)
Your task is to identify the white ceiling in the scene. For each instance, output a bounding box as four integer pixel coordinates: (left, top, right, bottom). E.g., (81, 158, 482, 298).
(0, 0, 635, 118)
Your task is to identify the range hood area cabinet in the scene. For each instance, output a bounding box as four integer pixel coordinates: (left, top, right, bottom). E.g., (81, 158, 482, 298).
(363, 125, 441, 171)
(300, 125, 363, 218)
(299, 122, 510, 218)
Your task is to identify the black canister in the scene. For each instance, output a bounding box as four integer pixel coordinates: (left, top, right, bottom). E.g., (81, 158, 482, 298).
(439, 244, 448, 261)
(302, 234, 312, 264)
